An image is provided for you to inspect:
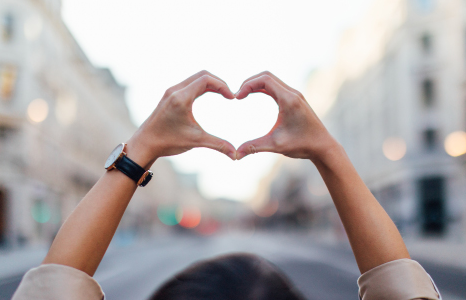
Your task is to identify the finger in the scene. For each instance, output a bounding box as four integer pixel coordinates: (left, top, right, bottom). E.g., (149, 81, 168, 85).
(235, 75, 287, 102)
(236, 135, 275, 160)
(237, 71, 302, 99)
(181, 75, 235, 102)
(199, 133, 237, 160)
(165, 70, 229, 96)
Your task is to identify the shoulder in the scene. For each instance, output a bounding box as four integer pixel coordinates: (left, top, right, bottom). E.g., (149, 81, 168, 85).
(358, 259, 441, 300)
(12, 264, 105, 300)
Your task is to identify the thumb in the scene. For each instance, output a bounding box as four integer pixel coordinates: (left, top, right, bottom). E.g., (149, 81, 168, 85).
(199, 133, 237, 160)
(236, 135, 275, 160)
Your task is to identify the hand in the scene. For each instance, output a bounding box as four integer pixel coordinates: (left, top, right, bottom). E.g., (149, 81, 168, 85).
(126, 71, 237, 169)
(235, 71, 339, 162)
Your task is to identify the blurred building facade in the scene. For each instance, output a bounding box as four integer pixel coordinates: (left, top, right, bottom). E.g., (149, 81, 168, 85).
(251, 158, 314, 229)
(0, 0, 198, 248)
(260, 0, 466, 240)
(252, 156, 340, 237)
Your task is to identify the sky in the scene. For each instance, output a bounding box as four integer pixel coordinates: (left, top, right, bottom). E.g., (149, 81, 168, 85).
(62, 0, 375, 201)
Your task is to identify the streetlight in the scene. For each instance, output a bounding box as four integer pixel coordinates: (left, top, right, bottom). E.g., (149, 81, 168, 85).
(444, 131, 466, 157)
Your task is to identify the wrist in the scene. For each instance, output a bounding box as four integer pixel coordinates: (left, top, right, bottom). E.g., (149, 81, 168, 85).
(125, 135, 160, 170)
(309, 138, 346, 170)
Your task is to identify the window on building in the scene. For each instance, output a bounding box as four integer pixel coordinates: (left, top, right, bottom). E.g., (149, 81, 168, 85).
(421, 33, 432, 54)
(1, 14, 14, 42)
(423, 129, 437, 151)
(0, 126, 9, 139)
(0, 65, 17, 101)
(419, 177, 445, 236)
(416, 0, 435, 12)
(421, 79, 435, 107)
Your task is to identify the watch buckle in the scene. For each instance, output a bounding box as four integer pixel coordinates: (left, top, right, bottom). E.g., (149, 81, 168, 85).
(138, 170, 153, 187)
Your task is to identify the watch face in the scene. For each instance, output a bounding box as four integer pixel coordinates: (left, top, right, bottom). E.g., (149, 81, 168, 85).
(105, 143, 125, 169)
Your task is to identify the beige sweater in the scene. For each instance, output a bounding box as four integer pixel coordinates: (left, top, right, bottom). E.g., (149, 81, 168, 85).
(11, 258, 440, 300)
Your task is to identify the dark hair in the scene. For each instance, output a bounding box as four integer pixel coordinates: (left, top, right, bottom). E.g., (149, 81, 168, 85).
(149, 253, 306, 300)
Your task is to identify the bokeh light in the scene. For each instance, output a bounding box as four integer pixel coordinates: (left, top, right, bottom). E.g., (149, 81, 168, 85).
(31, 200, 51, 223)
(27, 98, 49, 123)
(444, 131, 466, 157)
(196, 219, 219, 236)
(383, 137, 407, 161)
(178, 207, 202, 229)
(157, 205, 179, 226)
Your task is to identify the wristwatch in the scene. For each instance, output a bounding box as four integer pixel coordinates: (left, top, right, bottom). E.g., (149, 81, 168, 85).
(104, 143, 153, 187)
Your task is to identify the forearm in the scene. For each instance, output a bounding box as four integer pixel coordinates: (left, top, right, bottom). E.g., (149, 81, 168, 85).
(42, 172, 136, 275)
(233, 72, 411, 274)
(312, 143, 410, 274)
(42, 141, 154, 276)
(40, 71, 235, 277)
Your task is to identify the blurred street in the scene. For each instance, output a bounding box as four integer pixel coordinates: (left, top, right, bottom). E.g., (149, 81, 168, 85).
(1, 1, 466, 299)
(1, 233, 465, 300)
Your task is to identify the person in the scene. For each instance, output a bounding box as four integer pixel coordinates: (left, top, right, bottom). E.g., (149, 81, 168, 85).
(149, 253, 307, 300)
(11, 71, 442, 300)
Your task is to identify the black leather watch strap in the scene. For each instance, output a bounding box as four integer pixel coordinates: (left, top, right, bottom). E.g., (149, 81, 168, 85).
(115, 155, 146, 184)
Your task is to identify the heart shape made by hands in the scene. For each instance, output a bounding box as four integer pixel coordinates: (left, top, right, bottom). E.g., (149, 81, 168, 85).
(192, 92, 279, 150)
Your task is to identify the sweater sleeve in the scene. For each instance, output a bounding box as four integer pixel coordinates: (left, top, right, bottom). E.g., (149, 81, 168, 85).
(358, 258, 441, 300)
(11, 264, 105, 300)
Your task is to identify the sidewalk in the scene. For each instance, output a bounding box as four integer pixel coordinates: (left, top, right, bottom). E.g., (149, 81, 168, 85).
(0, 236, 143, 281)
(0, 247, 48, 280)
(406, 239, 466, 271)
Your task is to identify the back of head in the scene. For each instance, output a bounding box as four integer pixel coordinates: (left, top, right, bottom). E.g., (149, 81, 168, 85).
(149, 253, 306, 300)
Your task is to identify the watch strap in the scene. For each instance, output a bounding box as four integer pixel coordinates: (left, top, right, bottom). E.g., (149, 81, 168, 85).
(115, 155, 146, 184)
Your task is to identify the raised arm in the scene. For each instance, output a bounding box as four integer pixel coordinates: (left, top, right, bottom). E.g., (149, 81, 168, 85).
(235, 71, 410, 274)
(42, 71, 236, 276)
